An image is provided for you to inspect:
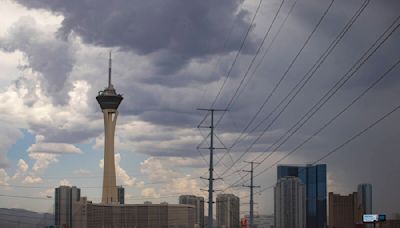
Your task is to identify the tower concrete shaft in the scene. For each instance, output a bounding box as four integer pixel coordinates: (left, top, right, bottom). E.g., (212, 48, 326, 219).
(101, 109, 118, 203)
(96, 52, 123, 204)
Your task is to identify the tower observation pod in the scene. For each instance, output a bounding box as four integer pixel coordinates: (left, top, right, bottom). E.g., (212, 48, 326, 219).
(96, 53, 123, 204)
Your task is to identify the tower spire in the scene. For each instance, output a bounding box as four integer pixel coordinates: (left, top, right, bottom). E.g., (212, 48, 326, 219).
(108, 51, 112, 88)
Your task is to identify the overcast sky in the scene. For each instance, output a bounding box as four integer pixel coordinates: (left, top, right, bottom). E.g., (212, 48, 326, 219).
(0, 0, 399, 218)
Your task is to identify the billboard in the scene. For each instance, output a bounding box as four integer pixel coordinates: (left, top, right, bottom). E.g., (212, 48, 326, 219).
(363, 214, 386, 223)
(363, 214, 378, 223)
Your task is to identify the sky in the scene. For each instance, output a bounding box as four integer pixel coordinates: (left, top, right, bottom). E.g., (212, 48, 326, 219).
(0, 0, 399, 218)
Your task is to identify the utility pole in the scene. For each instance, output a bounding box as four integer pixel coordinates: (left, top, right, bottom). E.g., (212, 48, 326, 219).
(242, 161, 261, 228)
(197, 108, 226, 228)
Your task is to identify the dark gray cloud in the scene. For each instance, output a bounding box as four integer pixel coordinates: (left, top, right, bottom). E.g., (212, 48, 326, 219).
(14, 0, 256, 74)
(106, 0, 400, 161)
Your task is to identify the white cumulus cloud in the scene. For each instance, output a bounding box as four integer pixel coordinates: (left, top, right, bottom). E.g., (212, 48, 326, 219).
(29, 153, 58, 173)
(0, 169, 10, 185)
(59, 179, 71, 186)
(141, 188, 160, 199)
(140, 157, 205, 197)
(28, 142, 81, 154)
(22, 175, 43, 184)
(12, 159, 29, 180)
(99, 153, 139, 187)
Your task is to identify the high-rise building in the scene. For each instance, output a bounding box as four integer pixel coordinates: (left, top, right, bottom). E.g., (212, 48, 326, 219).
(179, 195, 205, 227)
(277, 164, 327, 228)
(55, 186, 81, 228)
(274, 176, 306, 228)
(216, 193, 240, 228)
(357, 183, 372, 213)
(355, 183, 372, 224)
(96, 52, 123, 204)
(117, 186, 124, 204)
(329, 192, 358, 228)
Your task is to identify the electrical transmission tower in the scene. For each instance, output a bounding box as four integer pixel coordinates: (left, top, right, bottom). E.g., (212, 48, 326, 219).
(197, 108, 226, 228)
(242, 161, 261, 228)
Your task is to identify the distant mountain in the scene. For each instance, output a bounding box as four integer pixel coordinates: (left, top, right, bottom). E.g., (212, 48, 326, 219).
(0, 208, 53, 228)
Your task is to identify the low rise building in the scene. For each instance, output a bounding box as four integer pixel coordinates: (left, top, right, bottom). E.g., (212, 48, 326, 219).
(72, 199, 195, 228)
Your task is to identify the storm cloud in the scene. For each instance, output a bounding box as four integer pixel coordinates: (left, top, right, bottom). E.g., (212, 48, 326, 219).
(15, 0, 257, 73)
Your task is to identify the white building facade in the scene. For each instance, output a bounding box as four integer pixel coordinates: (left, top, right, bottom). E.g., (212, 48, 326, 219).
(274, 176, 306, 228)
(216, 194, 240, 228)
(179, 195, 205, 228)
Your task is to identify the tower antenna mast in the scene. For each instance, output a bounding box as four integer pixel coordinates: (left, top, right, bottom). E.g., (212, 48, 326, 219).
(108, 51, 112, 88)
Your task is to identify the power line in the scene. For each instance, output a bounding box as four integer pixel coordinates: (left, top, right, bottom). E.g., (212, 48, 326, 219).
(234, 0, 298, 104)
(222, 6, 399, 190)
(222, 0, 369, 159)
(195, 0, 261, 182)
(213, 0, 286, 127)
(245, 0, 374, 166)
(212, 0, 298, 168)
(217, 0, 336, 178)
(222, 0, 371, 182)
(197, 125, 232, 169)
(228, 15, 400, 188)
(251, 12, 400, 173)
(213, 0, 296, 169)
(253, 98, 400, 196)
(196, 128, 212, 168)
(197, 1, 246, 108)
(254, 55, 400, 179)
(210, 0, 265, 108)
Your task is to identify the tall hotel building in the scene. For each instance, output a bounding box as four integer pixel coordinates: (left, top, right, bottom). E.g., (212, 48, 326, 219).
(329, 184, 373, 228)
(179, 195, 205, 227)
(357, 184, 372, 213)
(216, 194, 240, 228)
(355, 183, 372, 224)
(277, 164, 327, 228)
(274, 177, 306, 228)
(55, 186, 81, 228)
(117, 186, 125, 205)
(329, 192, 358, 228)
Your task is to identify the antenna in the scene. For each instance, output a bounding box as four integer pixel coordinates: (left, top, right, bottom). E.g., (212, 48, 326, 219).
(108, 51, 112, 88)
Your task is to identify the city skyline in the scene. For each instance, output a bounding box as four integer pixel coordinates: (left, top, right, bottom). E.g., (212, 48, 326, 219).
(0, 0, 399, 222)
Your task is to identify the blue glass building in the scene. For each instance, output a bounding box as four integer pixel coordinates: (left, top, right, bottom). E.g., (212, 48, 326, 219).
(277, 164, 327, 228)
